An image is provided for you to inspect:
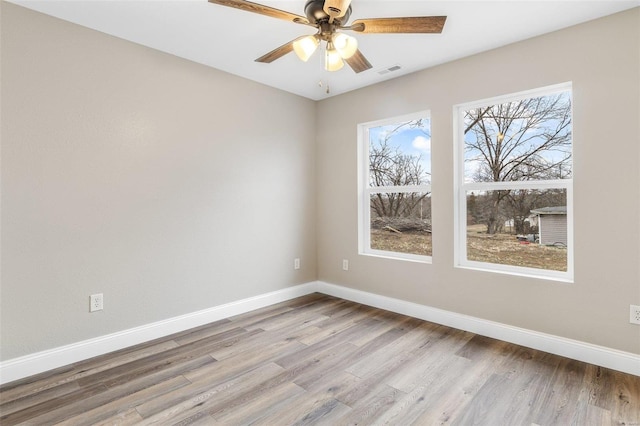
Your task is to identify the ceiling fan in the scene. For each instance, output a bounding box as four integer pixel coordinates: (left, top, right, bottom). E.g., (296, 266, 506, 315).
(208, 0, 447, 73)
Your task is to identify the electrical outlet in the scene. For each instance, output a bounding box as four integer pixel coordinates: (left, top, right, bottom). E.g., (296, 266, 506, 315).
(294, 258, 300, 270)
(630, 305, 640, 325)
(90, 293, 103, 312)
(342, 259, 349, 271)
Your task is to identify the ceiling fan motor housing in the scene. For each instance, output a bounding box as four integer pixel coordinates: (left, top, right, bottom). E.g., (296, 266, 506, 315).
(304, 0, 351, 25)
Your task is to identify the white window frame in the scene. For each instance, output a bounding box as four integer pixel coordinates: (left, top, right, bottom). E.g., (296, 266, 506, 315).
(453, 83, 574, 282)
(357, 111, 432, 263)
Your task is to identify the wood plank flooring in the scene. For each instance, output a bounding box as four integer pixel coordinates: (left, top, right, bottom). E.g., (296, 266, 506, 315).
(1, 293, 639, 425)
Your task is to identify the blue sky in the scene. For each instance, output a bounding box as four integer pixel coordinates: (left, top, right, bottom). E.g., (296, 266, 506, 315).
(369, 118, 431, 177)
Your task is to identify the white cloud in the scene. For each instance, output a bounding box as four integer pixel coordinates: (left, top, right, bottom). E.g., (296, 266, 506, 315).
(412, 136, 430, 153)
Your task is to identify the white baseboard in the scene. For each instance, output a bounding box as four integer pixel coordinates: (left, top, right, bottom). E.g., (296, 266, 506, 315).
(0, 282, 320, 385)
(2, 280, 637, 385)
(316, 281, 640, 377)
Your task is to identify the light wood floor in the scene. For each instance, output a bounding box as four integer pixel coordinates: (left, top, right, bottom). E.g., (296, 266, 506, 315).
(1, 293, 639, 425)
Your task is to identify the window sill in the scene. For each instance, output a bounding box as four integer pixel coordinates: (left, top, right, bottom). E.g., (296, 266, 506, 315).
(361, 250, 432, 264)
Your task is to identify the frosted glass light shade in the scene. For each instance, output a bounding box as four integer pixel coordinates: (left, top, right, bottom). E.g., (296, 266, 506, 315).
(293, 35, 319, 62)
(325, 44, 344, 71)
(333, 33, 358, 59)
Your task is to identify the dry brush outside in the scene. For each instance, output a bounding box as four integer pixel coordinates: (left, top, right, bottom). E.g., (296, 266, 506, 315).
(371, 224, 567, 271)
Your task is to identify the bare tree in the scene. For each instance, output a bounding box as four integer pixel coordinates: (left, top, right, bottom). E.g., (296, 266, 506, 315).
(369, 120, 430, 221)
(464, 93, 572, 234)
(504, 189, 565, 234)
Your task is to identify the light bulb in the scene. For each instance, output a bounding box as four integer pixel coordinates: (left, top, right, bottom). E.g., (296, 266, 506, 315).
(293, 35, 319, 62)
(332, 33, 358, 59)
(325, 42, 344, 71)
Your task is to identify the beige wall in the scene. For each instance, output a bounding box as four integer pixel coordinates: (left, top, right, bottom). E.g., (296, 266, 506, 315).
(316, 8, 640, 354)
(0, 3, 316, 360)
(1, 3, 639, 363)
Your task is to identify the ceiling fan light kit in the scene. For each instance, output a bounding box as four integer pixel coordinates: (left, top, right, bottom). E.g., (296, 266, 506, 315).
(293, 32, 356, 70)
(325, 41, 344, 71)
(209, 0, 446, 73)
(332, 33, 358, 59)
(293, 35, 320, 62)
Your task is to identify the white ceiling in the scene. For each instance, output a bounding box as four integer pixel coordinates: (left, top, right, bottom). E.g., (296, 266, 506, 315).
(9, 0, 640, 100)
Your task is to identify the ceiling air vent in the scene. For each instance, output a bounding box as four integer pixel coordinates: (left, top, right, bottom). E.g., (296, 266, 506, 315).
(378, 65, 402, 75)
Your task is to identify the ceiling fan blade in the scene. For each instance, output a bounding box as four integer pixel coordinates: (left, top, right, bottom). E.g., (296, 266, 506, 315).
(344, 49, 372, 73)
(208, 0, 310, 25)
(255, 37, 302, 63)
(350, 16, 446, 34)
(323, 0, 352, 18)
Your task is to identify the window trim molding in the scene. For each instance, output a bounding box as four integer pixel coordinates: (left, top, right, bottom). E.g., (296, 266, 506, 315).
(453, 82, 574, 282)
(358, 110, 432, 263)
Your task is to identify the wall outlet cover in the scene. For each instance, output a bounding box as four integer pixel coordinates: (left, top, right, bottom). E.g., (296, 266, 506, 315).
(630, 305, 640, 325)
(90, 293, 104, 312)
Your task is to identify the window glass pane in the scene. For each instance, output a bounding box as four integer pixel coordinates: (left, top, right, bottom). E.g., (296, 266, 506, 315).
(369, 118, 431, 187)
(463, 91, 572, 183)
(370, 192, 432, 256)
(466, 189, 567, 271)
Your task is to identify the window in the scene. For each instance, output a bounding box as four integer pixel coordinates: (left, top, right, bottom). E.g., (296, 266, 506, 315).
(454, 83, 573, 281)
(358, 112, 432, 262)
